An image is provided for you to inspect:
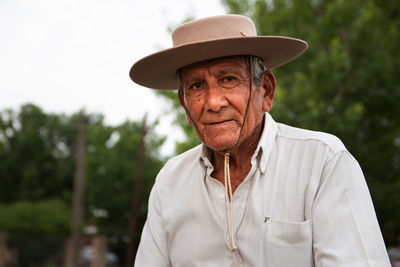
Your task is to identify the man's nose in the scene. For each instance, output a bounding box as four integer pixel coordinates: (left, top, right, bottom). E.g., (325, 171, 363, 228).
(204, 82, 228, 112)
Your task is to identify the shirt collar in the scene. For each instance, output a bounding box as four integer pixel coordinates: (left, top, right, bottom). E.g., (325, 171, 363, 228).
(257, 112, 278, 173)
(199, 112, 278, 174)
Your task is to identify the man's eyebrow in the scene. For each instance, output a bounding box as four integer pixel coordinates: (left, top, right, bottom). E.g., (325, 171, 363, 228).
(214, 67, 247, 77)
(215, 66, 244, 74)
(183, 74, 204, 82)
(216, 70, 228, 75)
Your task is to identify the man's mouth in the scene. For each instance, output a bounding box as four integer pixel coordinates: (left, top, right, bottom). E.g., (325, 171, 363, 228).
(205, 119, 234, 125)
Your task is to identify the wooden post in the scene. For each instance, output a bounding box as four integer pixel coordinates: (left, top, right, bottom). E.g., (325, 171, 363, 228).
(66, 110, 86, 267)
(125, 114, 147, 267)
(91, 236, 107, 267)
(0, 233, 16, 267)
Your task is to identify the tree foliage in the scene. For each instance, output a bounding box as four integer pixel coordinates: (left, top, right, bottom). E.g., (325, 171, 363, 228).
(0, 199, 71, 236)
(158, 0, 400, 245)
(0, 103, 166, 263)
(0, 104, 75, 203)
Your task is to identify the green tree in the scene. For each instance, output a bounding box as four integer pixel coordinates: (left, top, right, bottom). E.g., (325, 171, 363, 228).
(0, 104, 75, 204)
(0, 199, 71, 236)
(0, 104, 166, 264)
(84, 115, 165, 259)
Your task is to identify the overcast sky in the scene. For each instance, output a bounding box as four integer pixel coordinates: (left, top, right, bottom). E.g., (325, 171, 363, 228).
(0, 0, 226, 155)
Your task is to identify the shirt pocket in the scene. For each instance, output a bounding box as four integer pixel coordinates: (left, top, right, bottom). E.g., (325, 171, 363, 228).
(259, 218, 313, 267)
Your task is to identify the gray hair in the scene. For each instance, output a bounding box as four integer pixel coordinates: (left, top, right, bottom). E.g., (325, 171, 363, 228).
(177, 55, 267, 96)
(249, 56, 267, 86)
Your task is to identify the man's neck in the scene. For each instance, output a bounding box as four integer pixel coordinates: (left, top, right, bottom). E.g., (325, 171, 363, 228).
(210, 120, 264, 193)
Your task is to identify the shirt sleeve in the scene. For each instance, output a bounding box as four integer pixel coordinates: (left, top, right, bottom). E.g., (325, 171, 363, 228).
(312, 150, 391, 267)
(135, 179, 171, 267)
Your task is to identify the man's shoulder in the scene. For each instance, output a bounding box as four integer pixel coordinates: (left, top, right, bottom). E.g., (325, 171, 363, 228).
(165, 143, 203, 167)
(155, 144, 203, 186)
(275, 122, 347, 155)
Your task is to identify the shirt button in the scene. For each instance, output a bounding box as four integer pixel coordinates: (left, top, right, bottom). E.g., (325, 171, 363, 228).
(218, 193, 225, 200)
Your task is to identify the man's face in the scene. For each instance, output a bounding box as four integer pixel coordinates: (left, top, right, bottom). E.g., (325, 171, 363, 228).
(178, 56, 275, 152)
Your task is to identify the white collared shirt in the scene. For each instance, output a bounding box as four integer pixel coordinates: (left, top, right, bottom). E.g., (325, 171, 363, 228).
(135, 113, 390, 267)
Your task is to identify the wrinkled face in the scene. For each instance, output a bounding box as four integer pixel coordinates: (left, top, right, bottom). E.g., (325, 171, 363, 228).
(178, 56, 275, 152)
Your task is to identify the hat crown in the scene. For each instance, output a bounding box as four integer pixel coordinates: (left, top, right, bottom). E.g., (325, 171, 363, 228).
(172, 15, 257, 47)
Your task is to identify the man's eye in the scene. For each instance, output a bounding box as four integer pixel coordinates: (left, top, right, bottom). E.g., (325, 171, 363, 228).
(221, 76, 237, 83)
(219, 76, 240, 88)
(189, 82, 202, 90)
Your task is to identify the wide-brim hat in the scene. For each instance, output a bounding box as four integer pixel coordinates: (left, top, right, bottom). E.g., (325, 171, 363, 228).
(130, 14, 307, 90)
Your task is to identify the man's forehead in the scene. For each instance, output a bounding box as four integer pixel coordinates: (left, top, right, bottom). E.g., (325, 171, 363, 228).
(180, 56, 248, 76)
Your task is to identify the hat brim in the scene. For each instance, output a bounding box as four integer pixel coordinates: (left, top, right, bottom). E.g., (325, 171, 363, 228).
(130, 36, 307, 90)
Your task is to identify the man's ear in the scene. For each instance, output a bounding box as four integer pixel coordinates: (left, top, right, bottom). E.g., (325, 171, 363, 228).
(261, 71, 276, 112)
(178, 89, 193, 125)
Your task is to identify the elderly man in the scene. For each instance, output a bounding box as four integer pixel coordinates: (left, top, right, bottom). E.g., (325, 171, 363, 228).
(129, 15, 390, 266)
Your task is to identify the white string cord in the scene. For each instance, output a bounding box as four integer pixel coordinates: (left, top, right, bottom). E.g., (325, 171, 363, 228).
(224, 152, 237, 251)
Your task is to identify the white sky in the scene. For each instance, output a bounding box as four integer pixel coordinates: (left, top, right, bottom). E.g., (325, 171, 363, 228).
(0, 0, 226, 155)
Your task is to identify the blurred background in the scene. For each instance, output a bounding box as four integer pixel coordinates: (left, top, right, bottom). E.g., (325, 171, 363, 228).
(0, 0, 399, 266)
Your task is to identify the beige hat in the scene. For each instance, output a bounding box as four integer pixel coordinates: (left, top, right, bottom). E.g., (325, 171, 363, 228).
(129, 14, 307, 90)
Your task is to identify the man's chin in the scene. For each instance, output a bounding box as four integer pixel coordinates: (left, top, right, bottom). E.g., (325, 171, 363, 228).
(204, 140, 237, 153)
(196, 130, 241, 152)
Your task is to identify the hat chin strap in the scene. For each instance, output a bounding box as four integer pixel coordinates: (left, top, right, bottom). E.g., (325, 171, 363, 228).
(183, 56, 254, 252)
(223, 151, 236, 251)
